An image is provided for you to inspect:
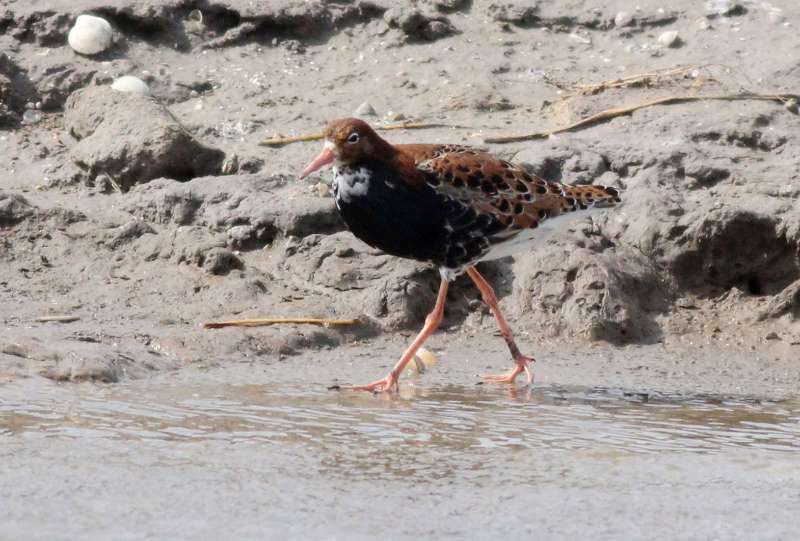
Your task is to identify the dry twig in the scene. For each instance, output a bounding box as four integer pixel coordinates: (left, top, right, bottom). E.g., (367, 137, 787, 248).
(573, 65, 703, 95)
(259, 122, 468, 147)
(35, 315, 81, 323)
(203, 317, 359, 329)
(485, 93, 799, 144)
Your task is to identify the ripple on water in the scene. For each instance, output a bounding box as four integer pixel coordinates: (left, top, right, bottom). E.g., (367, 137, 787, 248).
(1, 383, 799, 466)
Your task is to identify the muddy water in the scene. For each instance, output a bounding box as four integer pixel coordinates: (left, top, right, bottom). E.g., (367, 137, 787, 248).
(2, 369, 800, 540)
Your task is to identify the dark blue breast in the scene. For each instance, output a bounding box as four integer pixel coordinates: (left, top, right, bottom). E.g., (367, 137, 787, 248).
(334, 159, 508, 271)
(334, 160, 450, 264)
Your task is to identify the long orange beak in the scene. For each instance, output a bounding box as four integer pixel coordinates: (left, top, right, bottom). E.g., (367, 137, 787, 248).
(300, 144, 335, 179)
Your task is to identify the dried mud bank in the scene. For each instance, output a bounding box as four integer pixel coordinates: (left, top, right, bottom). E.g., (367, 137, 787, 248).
(1, 0, 798, 384)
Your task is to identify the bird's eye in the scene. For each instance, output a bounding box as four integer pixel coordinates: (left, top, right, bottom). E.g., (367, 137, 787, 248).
(346, 132, 360, 144)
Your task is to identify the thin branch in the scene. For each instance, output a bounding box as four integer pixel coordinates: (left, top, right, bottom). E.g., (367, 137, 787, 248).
(259, 132, 323, 147)
(573, 65, 702, 95)
(485, 93, 799, 144)
(35, 315, 81, 323)
(203, 317, 359, 329)
(259, 122, 470, 147)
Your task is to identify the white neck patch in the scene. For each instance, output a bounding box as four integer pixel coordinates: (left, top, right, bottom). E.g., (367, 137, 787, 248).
(333, 166, 370, 203)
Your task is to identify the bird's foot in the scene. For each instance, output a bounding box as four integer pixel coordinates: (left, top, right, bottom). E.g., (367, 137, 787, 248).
(346, 372, 399, 394)
(482, 355, 534, 385)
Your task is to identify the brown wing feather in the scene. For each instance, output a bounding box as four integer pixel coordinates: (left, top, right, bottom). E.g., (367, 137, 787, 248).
(396, 143, 475, 163)
(416, 149, 622, 232)
(390, 144, 477, 188)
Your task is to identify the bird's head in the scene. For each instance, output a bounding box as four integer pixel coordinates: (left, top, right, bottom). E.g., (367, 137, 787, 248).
(300, 118, 387, 178)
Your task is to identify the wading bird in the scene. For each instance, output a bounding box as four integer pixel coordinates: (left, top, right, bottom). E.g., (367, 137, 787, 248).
(301, 118, 621, 393)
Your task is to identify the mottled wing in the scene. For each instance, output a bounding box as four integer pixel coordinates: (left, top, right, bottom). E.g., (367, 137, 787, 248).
(414, 148, 622, 268)
(395, 143, 476, 163)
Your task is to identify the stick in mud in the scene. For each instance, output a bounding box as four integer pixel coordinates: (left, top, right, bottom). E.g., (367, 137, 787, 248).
(259, 122, 470, 147)
(484, 93, 800, 144)
(203, 318, 360, 329)
(35, 315, 81, 323)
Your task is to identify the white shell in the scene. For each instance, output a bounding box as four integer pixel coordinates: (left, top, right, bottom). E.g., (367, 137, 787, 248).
(110, 75, 151, 96)
(658, 31, 680, 47)
(68, 15, 113, 56)
(405, 348, 438, 374)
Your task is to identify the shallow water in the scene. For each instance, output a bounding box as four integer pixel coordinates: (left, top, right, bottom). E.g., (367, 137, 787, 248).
(2, 375, 800, 540)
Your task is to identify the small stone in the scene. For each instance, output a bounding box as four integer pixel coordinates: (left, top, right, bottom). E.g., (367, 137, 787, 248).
(615, 11, 634, 27)
(309, 182, 330, 197)
(704, 0, 745, 17)
(221, 154, 239, 174)
(186, 8, 203, 32)
(765, 331, 780, 341)
(676, 297, 697, 309)
(1, 343, 30, 358)
(22, 110, 42, 125)
(354, 101, 377, 117)
(93, 174, 118, 193)
(111, 75, 151, 95)
(387, 111, 406, 121)
(383, 7, 458, 41)
(784, 98, 798, 114)
(568, 32, 592, 45)
(68, 14, 113, 56)
(227, 225, 254, 247)
(203, 247, 243, 275)
(658, 31, 681, 47)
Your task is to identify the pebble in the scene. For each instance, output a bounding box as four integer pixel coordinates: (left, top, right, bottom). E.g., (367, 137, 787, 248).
(696, 17, 712, 30)
(568, 32, 592, 45)
(309, 182, 330, 197)
(386, 111, 406, 121)
(186, 8, 204, 33)
(110, 75, 151, 95)
(68, 14, 113, 56)
(405, 348, 438, 374)
(765, 332, 780, 341)
(22, 110, 42, 125)
(614, 11, 634, 27)
(1, 343, 30, 358)
(353, 101, 377, 117)
(658, 31, 681, 47)
(704, 0, 743, 17)
(221, 154, 239, 175)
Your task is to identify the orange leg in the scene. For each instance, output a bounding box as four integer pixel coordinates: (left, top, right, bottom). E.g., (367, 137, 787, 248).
(349, 278, 449, 393)
(466, 266, 534, 385)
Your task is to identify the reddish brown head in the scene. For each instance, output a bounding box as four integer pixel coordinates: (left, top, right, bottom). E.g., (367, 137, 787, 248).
(300, 118, 394, 178)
